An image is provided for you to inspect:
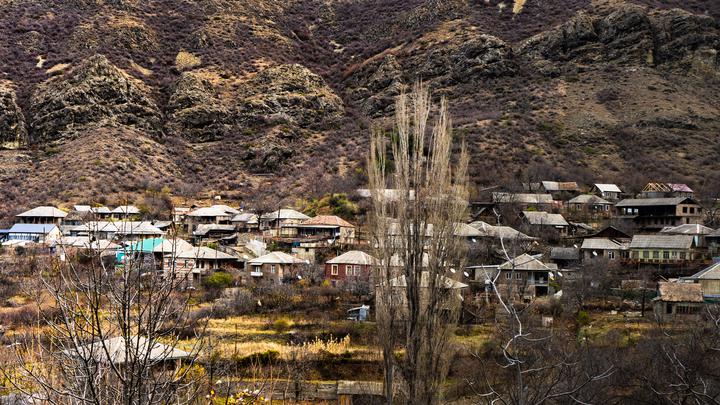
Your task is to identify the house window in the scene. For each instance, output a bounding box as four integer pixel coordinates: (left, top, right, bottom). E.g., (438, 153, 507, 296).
(515, 273, 522, 280)
(346, 265, 351, 275)
(354, 265, 361, 275)
(653, 251, 659, 259)
(663, 251, 670, 259)
(682, 207, 688, 213)
(643, 251, 650, 259)
(690, 207, 695, 214)
(505, 273, 512, 280)
(270, 265, 276, 274)
(680, 252, 687, 260)
(331, 265, 338, 275)
(608, 251, 615, 260)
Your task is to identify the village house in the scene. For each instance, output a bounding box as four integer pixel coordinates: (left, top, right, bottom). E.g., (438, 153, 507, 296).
(15, 206, 67, 226)
(653, 282, 704, 322)
(231, 212, 259, 233)
(294, 215, 356, 244)
(468, 253, 557, 299)
(468, 221, 535, 244)
(660, 223, 714, 248)
(580, 238, 628, 261)
(68, 221, 120, 240)
(706, 228, 720, 259)
(0, 223, 62, 245)
(492, 192, 554, 211)
(64, 335, 190, 374)
(584, 225, 632, 241)
(90, 206, 113, 219)
(520, 211, 570, 237)
(641, 183, 694, 199)
(566, 194, 614, 217)
(260, 209, 311, 237)
(166, 246, 239, 285)
(185, 205, 240, 234)
(591, 183, 622, 201)
(192, 224, 237, 244)
(680, 262, 720, 301)
(325, 250, 376, 289)
(549, 247, 580, 268)
(525, 181, 580, 201)
(615, 197, 703, 231)
(628, 234, 702, 264)
(111, 205, 141, 220)
(246, 251, 305, 285)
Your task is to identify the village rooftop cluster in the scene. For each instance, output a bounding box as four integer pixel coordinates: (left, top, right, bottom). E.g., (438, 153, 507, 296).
(1, 179, 719, 321)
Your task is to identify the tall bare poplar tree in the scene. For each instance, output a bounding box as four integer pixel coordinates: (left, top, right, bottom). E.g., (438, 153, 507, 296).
(369, 83, 469, 404)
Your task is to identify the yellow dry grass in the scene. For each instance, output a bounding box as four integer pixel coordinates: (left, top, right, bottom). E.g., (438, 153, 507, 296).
(512, 0, 527, 14)
(175, 51, 202, 70)
(46, 63, 70, 75)
(130, 61, 153, 77)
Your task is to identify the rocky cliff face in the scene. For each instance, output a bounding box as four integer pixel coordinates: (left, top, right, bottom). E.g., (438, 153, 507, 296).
(237, 64, 345, 127)
(519, 5, 720, 72)
(166, 72, 230, 142)
(28, 55, 161, 143)
(0, 84, 27, 147)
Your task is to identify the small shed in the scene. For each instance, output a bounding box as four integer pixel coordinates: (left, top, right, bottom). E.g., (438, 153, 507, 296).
(653, 282, 704, 322)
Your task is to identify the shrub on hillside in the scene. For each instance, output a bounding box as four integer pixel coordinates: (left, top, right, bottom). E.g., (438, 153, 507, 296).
(203, 271, 233, 290)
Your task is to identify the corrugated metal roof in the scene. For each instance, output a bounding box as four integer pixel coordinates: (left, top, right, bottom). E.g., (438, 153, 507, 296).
(249, 251, 304, 264)
(541, 181, 579, 191)
(656, 282, 703, 303)
(616, 197, 696, 207)
(187, 205, 239, 217)
(522, 211, 569, 226)
(581, 238, 624, 250)
(685, 262, 720, 280)
(7, 223, 58, 234)
(567, 194, 612, 205)
(65, 336, 190, 365)
(327, 251, 377, 265)
(261, 209, 310, 221)
(16, 206, 67, 218)
(629, 234, 694, 249)
(660, 224, 714, 235)
(111, 205, 140, 214)
(302, 215, 354, 228)
(176, 246, 237, 260)
(493, 192, 553, 204)
(594, 183, 622, 193)
(468, 221, 535, 241)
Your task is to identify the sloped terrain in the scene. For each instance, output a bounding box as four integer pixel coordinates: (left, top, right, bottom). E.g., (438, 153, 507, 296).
(0, 0, 718, 215)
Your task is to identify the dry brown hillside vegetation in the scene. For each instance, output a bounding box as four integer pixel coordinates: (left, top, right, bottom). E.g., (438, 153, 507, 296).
(0, 0, 719, 218)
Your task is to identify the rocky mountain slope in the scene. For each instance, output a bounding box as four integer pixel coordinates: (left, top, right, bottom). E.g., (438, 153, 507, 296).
(0, 0, 718, 216)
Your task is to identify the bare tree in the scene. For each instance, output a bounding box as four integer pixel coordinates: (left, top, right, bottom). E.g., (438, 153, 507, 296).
(368, 82, 469, 404)
(0, 227, 205, 404)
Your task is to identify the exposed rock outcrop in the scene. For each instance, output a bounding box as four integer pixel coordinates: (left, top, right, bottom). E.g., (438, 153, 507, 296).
(166, 72, 230, 142)
(410, 33, 516, 84)
(519, 5, 720, 70)
(29, 55, 161, 143)
(0, 84, 27, 147)
(349, 27, 515, 116)
(236, 64, 344, 127)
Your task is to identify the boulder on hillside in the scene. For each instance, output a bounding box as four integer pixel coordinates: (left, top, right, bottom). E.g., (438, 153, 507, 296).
(166, 72, 230, 142)
(0, 84, 27, 147)
(29, 54, 161, 143)
(236, 64, 344, 127)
